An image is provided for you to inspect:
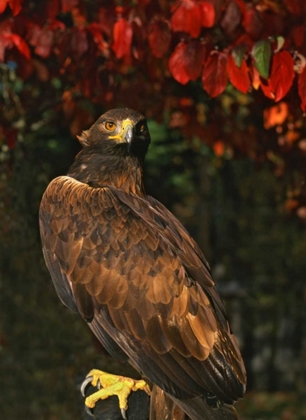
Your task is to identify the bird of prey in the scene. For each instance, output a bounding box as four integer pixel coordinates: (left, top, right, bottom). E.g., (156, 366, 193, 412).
(39, 108, 246, 420)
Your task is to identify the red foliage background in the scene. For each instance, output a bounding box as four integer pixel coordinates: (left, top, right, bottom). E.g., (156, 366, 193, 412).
(0, 0, 306, 197)
(1, 0, 305, 106)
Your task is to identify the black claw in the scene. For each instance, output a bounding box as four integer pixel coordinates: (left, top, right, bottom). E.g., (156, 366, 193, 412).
(85, 405, 94, 417)
(80, 375, 94, 397)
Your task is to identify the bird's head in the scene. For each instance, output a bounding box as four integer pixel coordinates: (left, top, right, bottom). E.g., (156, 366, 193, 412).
(77, 108, 150, 160)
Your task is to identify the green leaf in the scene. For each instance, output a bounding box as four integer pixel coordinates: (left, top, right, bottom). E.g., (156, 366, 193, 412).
(252, 40, 271, 79)
(231, 45, 247, 68)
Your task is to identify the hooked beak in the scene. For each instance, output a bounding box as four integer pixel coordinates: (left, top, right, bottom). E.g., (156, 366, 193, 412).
(109, 119, 134, 143)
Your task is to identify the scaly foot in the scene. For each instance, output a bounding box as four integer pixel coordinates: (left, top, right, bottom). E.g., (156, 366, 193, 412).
(81, 369, 151, 419)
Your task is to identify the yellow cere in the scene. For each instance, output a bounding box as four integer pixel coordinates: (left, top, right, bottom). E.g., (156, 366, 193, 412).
(109, 119, 134, 142)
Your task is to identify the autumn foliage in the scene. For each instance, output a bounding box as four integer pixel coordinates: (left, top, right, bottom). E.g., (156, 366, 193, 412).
(0, 0, 304, 105)
(1, 0, 306, 208)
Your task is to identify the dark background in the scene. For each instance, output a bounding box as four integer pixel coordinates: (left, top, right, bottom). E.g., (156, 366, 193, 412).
(1, 111, 306, 419)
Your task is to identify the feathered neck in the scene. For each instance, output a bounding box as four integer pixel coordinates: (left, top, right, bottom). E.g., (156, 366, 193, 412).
(67, 142, 146, 196)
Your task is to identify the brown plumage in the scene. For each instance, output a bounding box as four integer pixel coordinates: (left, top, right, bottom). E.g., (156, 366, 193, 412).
(39, 108, 246, 419)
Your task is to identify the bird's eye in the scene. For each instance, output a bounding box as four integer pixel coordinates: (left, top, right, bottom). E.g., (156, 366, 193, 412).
(139, 123, 145, 132)
(105, 121, 116, 131)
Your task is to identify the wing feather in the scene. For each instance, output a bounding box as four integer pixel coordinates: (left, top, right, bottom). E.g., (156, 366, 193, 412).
(39, 176, 246, 405)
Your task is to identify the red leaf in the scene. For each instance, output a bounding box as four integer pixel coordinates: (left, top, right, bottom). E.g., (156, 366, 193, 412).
(35, 28, 54, 58)
(169, 40, 205, 84)
(0, 0, 8, 14)
(70, 28, 88, 58)
(234, 33, 254, 50)
(171, 0, 202, 38)
(291, 25, 305, 48)
(261, 51, 294, 102)
(46, 0, 60, 20)
(88, 23, 108, 53)
(298, 67, 306, 112)
(250, 63, 260, 90)
(0, 33, 12, 61)
(284, 0, 303, 14)
(9, 34, 30, 59)
(260, 78, 273, 99)
(184, 40, 205, 80)
(61, 0, 79, 13)
(202, 51, 228, 97)
(28, 24, 54, 58)
(148, 17, 171, 58)
(208, 0, 224, 19)
(168, 42, 189, 85)
(199, 1, 215, 28)
(227, 53, 250, 94)
(97, 7, 113, 37)
(112, 18, 133, 59)
(270, 51, 294, 102)
(243, 5, 263, 40)
(71, 7, 86, 28)
(221, 0, 242, 35)
(234, 0, 246, 14)
(8, 0, 22, 16)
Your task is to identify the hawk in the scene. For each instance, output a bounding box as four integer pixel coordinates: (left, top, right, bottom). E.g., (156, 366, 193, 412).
(39, 108, 246, 419)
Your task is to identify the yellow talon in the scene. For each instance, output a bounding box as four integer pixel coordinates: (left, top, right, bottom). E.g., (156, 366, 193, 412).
(81, 369, 151, 414)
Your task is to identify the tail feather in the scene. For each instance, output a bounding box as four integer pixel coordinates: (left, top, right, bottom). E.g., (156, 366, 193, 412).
(150, 386, 187, 420)
(150, 386, 238, 420)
